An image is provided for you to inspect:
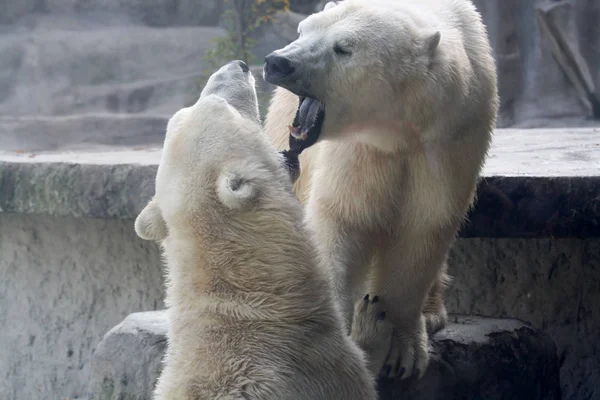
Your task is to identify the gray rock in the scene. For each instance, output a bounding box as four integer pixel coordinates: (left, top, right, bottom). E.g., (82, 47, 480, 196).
(0, 114, 168, 153)
(2, 127, 598, 220)
(447, 237, 600, 400)
(470, 0, 600, 127)
(0, 25, 225, 117)
(0, 213, 165, 400)
(0, 0, 40, 24)
(379, 316, 561, 400)
(0, 150, 159, 219)
(88, 311, 168, 400)
(0, 21, 225, 151)
(0, 0, 224, 27)
(250, 10, 309, 60)
(87, 312, 560, 400)
(75, 0, 224, 27)
(289, 0, 322, 14)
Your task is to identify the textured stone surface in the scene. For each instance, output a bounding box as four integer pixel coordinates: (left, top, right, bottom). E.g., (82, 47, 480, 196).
(460, 176, 600, 239)
(1, 114, 169, 153)
(448, 238, 600, 400)
(87, 312, 560, 400)
(0, 151, 158, 219)
(0, 0, 224, 26)
(2, 225, 590, 399)
(0, 8, 225, 154)
(379, 316, 561, 400)
(88, 311, 168, 400)
(0, 24, 225, 119)
(2, 128, 599, 238)
(471, 0, 600, 127)
(0, 221, 595, 399)
(0, 213, 165, 400)
(250, 10, 308, 60)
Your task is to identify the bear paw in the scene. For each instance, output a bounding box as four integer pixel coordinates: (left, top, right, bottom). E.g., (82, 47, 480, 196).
(424, 302, 448, 336)
(350, 294, 394, 378)
(381, 315, 429, 380)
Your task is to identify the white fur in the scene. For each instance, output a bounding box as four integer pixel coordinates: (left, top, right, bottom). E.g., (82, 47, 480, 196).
(264, 0, 499, 380)
(134, 61, 379, 400)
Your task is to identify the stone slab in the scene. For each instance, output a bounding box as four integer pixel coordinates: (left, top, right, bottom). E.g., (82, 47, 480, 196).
(88, 311, 169, 400)
(0, 213, 165, 400)
(87, 312, 561, 400)
(1, 128, 599, 238)
(447, 237, 600, 400)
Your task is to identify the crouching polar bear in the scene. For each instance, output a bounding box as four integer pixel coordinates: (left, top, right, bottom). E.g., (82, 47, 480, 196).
(134, 60, 384, 400)
(263, 0, 499, 380)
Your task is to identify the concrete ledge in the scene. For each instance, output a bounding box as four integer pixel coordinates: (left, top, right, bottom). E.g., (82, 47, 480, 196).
(89, 311, 168, 400)
(1, 128, 599, 237)
(87, 312, 561, 400)
(0, 149, 158, 220)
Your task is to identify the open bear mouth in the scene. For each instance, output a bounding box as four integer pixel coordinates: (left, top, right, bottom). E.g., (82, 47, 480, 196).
(288, 96, 325, 154)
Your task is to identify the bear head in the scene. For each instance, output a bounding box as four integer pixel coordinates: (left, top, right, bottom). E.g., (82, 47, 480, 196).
(135, 60, 295, 242)
(263, 0, 442, 145)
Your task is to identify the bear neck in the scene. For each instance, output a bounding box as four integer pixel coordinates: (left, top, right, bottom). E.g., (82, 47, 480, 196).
(162, 211, 337, 325)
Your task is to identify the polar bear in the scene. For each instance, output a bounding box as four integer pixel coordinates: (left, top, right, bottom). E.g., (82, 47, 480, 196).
(134, 60, 381, 400)
(263, 0, 499, 380)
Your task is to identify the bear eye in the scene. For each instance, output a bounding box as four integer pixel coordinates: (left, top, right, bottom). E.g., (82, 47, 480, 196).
(333, 43, 352, 56)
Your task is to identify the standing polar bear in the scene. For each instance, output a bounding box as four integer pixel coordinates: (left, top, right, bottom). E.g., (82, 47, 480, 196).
(134, 61, 381, 400)
(263, 0, 499, 379)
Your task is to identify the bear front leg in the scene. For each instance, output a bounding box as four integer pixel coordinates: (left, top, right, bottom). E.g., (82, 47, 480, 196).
(369, 230, 453, 380)
(304, 211, 374, 333)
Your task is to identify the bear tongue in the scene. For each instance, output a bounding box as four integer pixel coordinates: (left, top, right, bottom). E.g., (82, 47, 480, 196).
(298, 96, 322, 133)
(288, 97, 325, 154)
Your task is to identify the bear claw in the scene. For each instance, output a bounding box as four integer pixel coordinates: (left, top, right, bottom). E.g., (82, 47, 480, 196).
(350, 294, 395, 378)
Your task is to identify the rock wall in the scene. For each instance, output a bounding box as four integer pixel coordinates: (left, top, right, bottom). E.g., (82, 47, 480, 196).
(0, 213, 164, 400)
(473, 0, 600, 127)
(448, 238, 600, 400)
(1, 0, 599, 145)
(2, 217, 594, 399)
(0, 0, 225, 26)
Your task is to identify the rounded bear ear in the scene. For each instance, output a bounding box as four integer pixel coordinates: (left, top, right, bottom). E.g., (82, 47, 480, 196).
(135, 198, 168, 241)
(217, 164, 260, 210)
(323, 1, 339, 11)
(423, 30, 441, 54)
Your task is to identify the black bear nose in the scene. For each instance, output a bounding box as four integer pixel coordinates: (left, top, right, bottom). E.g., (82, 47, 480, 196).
(237, 60, 249, 73)
(229, 59, 249, 73)
(264, 53, 295, 79)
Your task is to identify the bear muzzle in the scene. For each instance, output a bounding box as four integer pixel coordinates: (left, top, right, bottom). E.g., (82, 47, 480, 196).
(263, 53, 297, 84)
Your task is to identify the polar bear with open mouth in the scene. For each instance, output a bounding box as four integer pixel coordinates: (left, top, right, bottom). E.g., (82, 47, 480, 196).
(263, 0, 499, 380)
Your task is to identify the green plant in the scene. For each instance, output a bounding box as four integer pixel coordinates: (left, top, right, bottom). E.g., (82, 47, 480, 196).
(190, 0, 289, 102)
(207, 0, 289, 66)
